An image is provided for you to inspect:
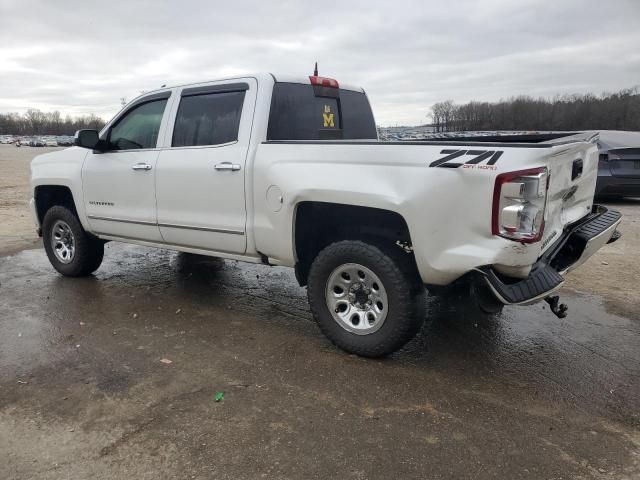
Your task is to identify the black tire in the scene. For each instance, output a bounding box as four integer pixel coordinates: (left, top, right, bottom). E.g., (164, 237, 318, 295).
(42, 205, 104, 277)
(307, 240, 426, 357)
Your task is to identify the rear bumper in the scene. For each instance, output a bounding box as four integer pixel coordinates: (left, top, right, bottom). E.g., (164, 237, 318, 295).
(477, 205, 621, 305)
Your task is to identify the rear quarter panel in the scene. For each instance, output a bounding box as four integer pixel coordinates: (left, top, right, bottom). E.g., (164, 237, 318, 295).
(252, 142, 555, 285)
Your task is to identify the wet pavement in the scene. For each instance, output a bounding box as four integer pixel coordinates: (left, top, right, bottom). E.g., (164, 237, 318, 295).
(1, 244, 639, 479)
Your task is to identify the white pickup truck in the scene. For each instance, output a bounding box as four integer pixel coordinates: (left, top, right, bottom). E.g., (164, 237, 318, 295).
(30, 72, 622, 357)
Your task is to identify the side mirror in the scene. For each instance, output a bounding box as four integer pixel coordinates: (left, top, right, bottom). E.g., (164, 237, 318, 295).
(74, 129, 102, 150)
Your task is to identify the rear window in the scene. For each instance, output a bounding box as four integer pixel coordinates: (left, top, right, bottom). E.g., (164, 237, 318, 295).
(267, 83, 377, 141)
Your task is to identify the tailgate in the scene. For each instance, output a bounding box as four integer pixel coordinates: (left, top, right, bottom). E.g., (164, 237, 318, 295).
(541, 139, 599, 252)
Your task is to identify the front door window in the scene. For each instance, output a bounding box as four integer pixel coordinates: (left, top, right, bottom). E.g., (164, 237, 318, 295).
(109, 99, 167, 150)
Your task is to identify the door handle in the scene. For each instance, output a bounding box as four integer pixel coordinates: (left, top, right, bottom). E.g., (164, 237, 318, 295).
(214, 162, 241, 171)
(132, 163, 152, 171)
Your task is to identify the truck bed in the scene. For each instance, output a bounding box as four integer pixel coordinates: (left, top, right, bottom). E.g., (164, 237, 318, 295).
(265, 131, 598, 148)
(258, 131, 600, 284)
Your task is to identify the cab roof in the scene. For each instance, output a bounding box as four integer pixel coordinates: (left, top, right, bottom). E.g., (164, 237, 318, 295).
(270, 73, 365, 93)
(137, 72, 364, 100)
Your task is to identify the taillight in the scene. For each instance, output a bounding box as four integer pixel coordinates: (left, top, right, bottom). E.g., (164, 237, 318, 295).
(492, 167, 549, 243)
(309, 76, 339, 88)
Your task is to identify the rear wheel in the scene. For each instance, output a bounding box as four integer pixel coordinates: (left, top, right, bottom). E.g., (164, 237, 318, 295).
(307, 240, 426, 357)
(42, 206, 104, 277)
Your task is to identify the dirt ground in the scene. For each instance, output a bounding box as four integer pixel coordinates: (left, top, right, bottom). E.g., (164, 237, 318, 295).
(563, 198, 639, 319)
(0, 145, 43, 255)
(1, 144, 639, 479)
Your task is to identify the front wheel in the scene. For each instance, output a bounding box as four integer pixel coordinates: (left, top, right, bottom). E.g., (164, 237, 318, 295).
(307, 240, 426, 357)
(42, 206, 104, 277)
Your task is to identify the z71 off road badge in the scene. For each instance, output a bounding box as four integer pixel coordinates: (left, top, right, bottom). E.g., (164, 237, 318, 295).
(429, 149, 503, 170)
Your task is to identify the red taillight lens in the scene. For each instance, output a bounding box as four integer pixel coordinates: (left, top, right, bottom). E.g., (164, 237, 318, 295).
(492, 167, 549, 243)
(309, 76, 339, 88)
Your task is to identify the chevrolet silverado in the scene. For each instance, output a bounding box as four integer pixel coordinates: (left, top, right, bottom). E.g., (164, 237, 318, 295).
(30, 73, 622, 356)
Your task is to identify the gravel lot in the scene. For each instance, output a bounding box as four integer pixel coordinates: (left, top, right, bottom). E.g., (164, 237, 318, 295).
(1, 144, 639, 479)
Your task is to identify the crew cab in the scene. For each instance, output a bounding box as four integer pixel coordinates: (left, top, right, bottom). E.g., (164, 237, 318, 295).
(30, 73, 622, 357)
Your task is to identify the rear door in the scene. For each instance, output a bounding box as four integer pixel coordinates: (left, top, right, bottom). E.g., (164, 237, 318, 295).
(155, 79, 257, 253)
(82, 91, 172, 242)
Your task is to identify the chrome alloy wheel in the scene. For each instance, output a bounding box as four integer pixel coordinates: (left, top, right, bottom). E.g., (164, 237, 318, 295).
(325, 263, 388, 335)
(51, 220, 75, 264)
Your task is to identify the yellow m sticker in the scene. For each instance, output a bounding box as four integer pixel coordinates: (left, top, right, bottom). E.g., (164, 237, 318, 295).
(323, 112, 335, 128)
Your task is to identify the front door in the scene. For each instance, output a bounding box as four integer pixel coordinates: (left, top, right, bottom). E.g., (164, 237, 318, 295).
(83, 93, 171, 242)
(155, 79, 256, 254)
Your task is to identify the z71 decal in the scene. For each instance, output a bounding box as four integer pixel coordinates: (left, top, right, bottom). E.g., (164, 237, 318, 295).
(429, 149, 503, 170)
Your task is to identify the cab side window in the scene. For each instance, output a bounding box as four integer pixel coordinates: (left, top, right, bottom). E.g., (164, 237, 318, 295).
(109, 99, 167, 150)
(172, 91, 245, 147)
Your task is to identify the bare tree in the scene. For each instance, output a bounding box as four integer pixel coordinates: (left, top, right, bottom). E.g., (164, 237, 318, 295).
(428, 86, 640, 132)
(24, 109, 46, 135)
(0, 110, 106, 136)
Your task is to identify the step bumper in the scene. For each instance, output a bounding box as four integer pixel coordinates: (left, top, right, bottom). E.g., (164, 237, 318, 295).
(477, 205, 621, 305)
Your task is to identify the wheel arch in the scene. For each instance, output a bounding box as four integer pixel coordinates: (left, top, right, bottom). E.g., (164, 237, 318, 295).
(34, 185, 79, 226)
(292, 201, 416, 286)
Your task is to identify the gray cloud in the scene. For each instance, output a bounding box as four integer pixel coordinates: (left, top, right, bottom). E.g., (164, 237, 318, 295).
(1, 0, 639, 125)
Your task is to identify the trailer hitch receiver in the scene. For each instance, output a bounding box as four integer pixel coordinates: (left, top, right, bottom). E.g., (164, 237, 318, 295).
(545, 295, 568, 318)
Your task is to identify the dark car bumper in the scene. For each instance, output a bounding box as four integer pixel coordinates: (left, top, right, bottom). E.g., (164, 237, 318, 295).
(596, 171, 640, 198)
(477, 205, 622, 305)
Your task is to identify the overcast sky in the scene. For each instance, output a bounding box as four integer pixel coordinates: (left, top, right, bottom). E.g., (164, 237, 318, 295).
(1, 0, 639, 126)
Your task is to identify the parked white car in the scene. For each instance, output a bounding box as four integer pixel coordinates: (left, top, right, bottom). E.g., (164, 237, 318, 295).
(29, 73, 622, 356)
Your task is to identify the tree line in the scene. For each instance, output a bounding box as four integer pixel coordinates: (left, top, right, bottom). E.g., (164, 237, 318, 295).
(0, 109, 106, 136)
(429, 87, 640, 132)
